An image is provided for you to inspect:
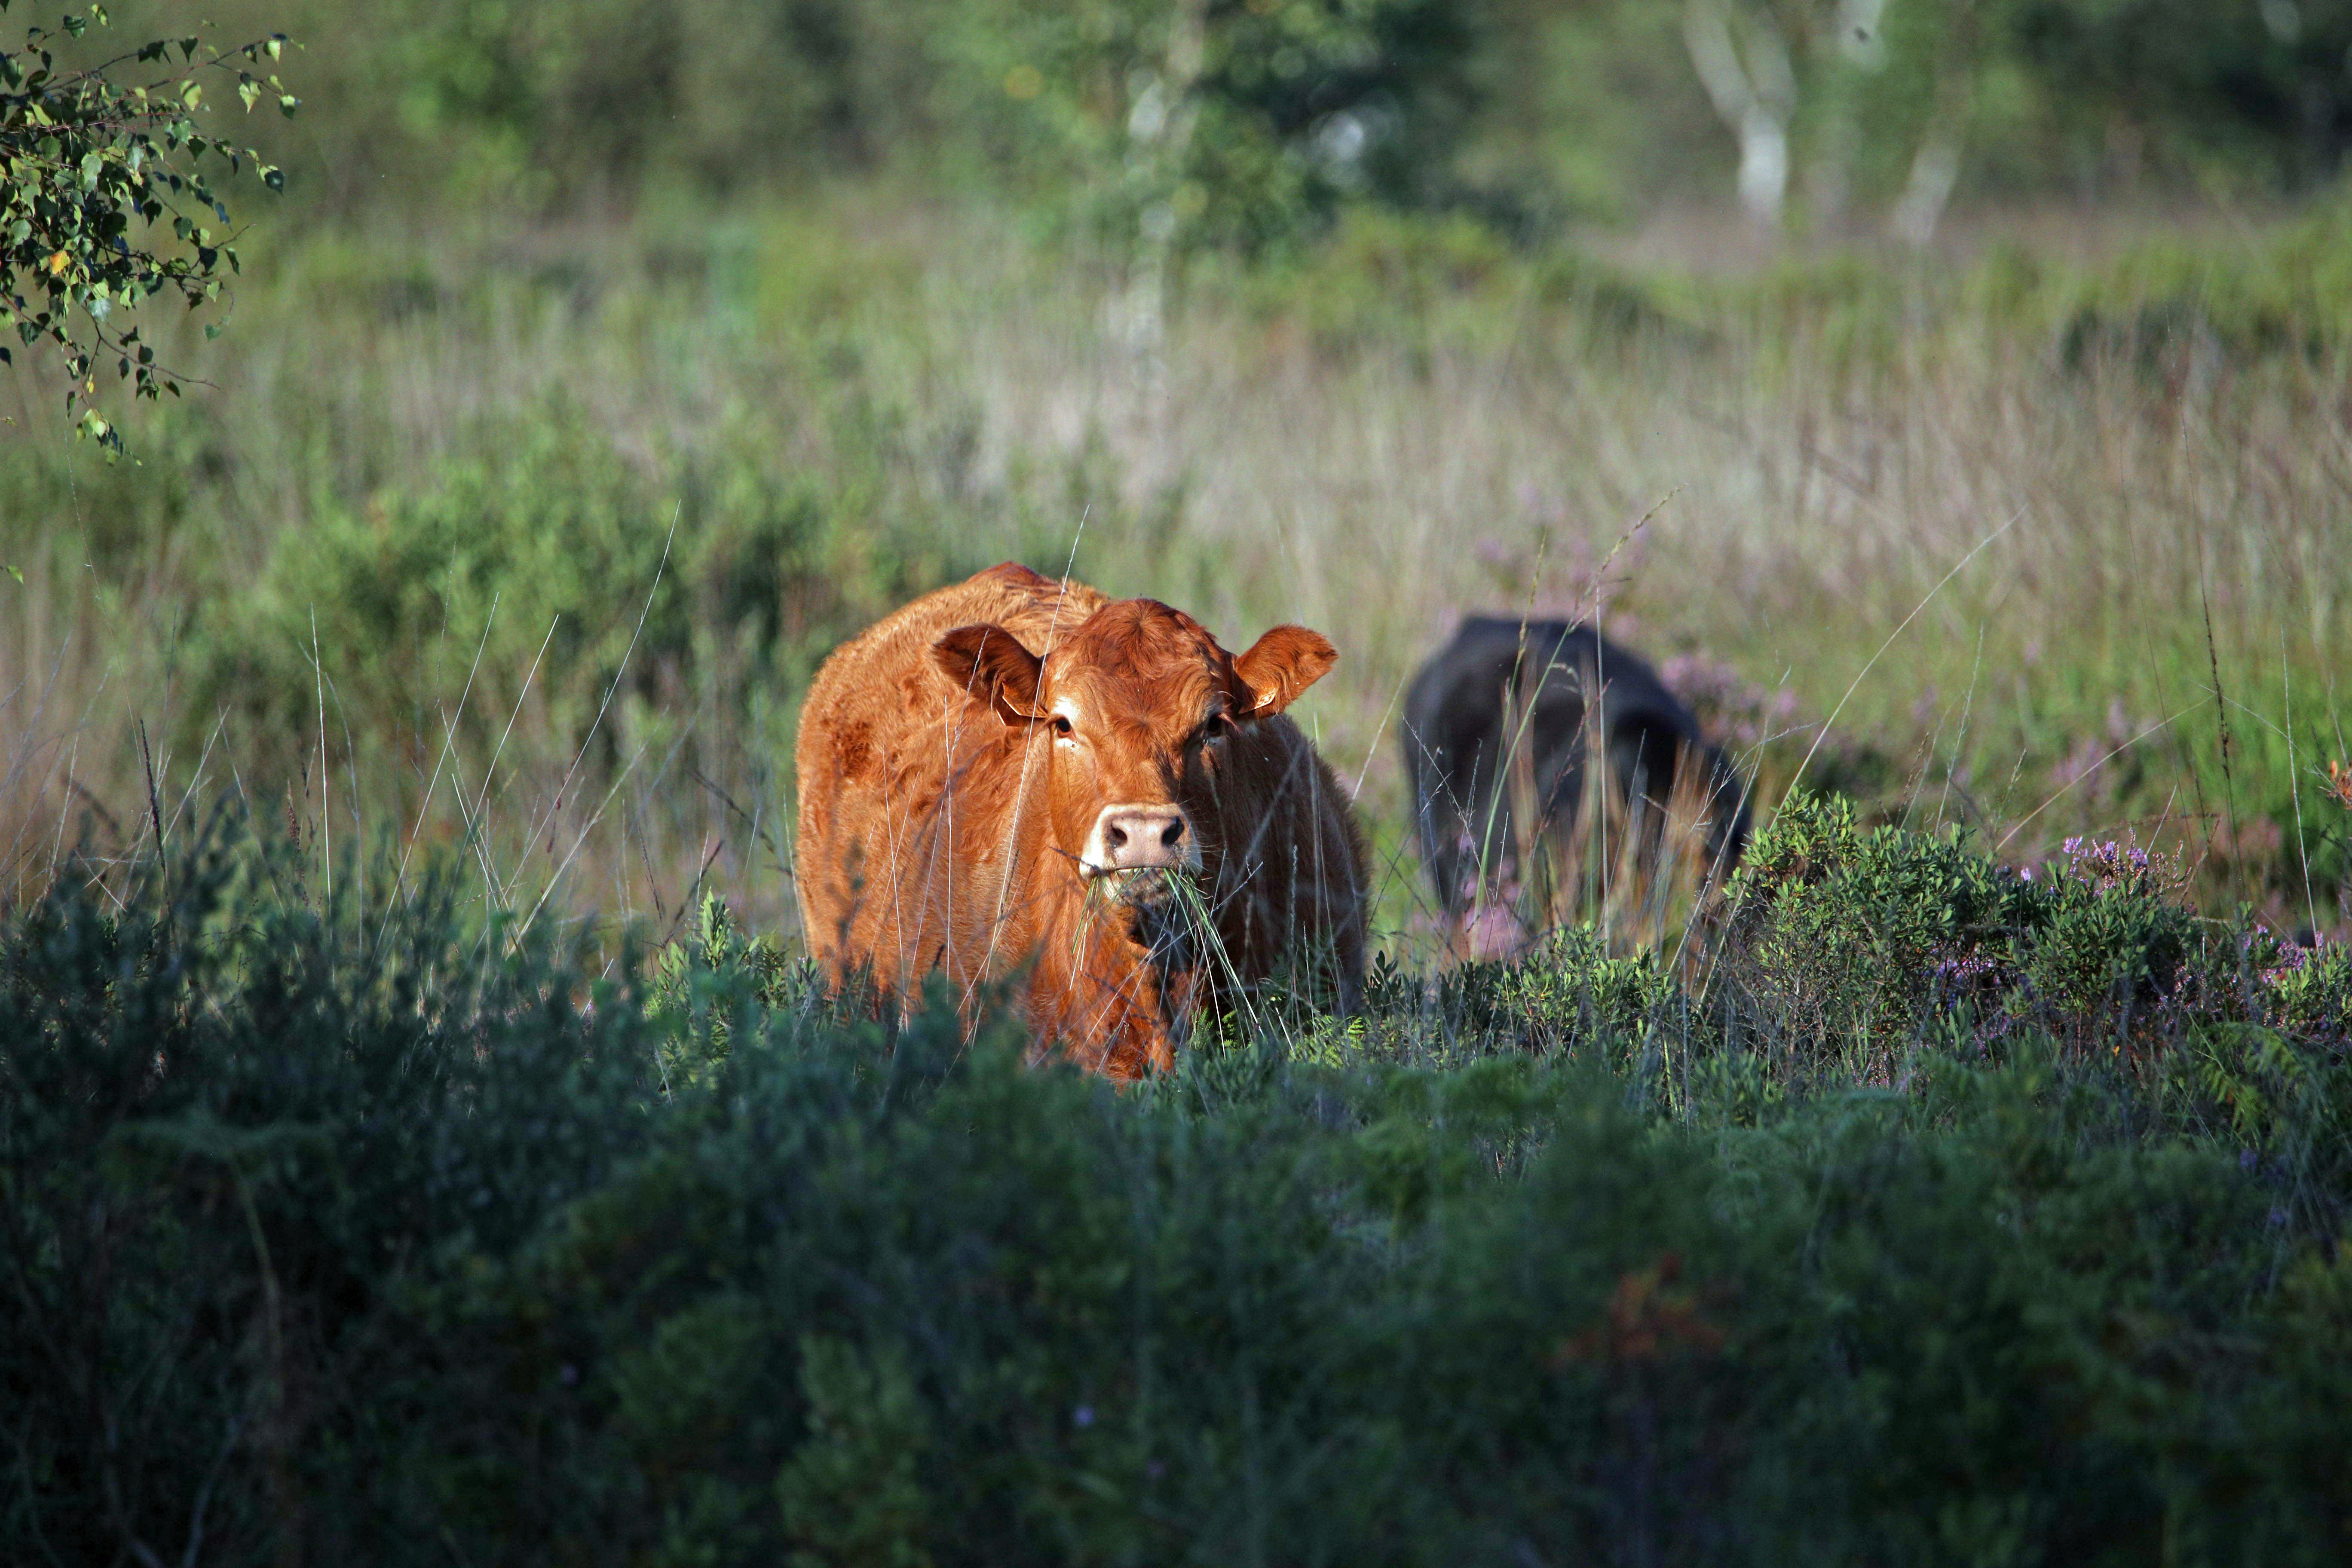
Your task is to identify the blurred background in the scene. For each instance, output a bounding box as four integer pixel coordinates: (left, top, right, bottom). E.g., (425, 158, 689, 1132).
(5, 0, 2351, 947)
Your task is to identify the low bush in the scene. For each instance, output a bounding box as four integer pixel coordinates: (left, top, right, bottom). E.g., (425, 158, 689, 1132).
(175, 391, 986, 787)
(6, 815, 2351, 1563)
(1719, 795, 2214, 1073)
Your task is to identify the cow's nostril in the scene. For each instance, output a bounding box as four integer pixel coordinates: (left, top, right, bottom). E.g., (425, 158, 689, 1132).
(1096, 807, 1197, 870)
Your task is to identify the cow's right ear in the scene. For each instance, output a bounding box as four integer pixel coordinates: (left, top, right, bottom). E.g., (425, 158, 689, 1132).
(1232, 625, 1338, 717)
(933, 624, 1047, 723)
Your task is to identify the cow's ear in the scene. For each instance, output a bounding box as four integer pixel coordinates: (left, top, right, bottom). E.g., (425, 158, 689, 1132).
(1232, 625, 1338, 717)
(934, 624, 1047, 722)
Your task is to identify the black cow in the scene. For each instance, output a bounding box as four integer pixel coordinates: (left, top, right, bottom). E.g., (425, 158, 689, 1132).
(1401, 616, 1751, 917)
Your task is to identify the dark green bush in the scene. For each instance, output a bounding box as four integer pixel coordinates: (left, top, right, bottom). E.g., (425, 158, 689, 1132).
(1719, 795, 2220, 1075)
(5, 818, 2351, 1564)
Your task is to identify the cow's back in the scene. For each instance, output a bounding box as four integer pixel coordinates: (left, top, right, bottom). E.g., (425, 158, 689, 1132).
(1402, 616, 1746, 914)
(794, 564, 1106, 970)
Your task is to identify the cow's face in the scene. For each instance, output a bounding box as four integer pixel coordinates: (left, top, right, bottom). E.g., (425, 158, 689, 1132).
(933, 599, 1336, 908)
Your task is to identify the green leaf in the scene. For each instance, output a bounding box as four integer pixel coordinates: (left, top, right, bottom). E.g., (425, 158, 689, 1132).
(0, 26, 301, 455)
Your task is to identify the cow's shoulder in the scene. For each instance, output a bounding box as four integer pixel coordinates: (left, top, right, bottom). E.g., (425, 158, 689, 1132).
(978, 567, 1112, 657)
(902, 564, 1110, 658)
(971, 560, 1056, 593)
(812, 568, 1102, 700)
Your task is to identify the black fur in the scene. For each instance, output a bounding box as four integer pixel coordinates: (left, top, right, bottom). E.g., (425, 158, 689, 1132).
(1400, 617, 1751, 916)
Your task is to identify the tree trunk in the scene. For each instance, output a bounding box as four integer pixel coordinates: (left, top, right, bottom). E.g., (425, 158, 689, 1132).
(1120, 0, 1210, 404)
(1682, 1, 1796, 229)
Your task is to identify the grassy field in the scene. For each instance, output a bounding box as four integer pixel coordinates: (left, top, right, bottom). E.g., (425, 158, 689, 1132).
(6, 196, 2352, 1559)
(5, 197, 2350, 946)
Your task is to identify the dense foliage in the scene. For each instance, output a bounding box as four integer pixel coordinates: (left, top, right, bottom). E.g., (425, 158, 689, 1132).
(940, 0, 1480, 253)
(6, 805, 2348, 1564)
(0, 3, 294, 444)
(107, 0, 2352, 237)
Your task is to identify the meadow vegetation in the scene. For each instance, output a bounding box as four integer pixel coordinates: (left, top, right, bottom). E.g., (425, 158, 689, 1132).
(6, 196, 2352, 941)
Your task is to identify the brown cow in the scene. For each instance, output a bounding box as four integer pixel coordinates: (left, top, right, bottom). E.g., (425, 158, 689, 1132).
(794, 563, 1369, 1078)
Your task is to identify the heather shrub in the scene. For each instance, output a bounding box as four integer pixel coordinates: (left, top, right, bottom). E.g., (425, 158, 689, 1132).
(1719, 795, 2206, 1074)
(8, 821, 2352, 1563)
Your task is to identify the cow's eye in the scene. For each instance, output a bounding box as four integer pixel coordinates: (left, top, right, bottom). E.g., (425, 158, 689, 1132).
(1051, 714, 1074, 738)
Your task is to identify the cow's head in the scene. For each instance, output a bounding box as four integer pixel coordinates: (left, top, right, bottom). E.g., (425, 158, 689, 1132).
(934, 598, 1336, 909)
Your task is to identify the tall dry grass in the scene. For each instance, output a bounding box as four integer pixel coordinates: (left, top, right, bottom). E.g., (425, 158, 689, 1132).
(973, 232, 2352, 923)
(3, 200, 2347, 954)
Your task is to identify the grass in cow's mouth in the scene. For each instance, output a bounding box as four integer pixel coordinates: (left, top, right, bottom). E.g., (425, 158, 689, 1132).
(1103, 866, 1184, 907)
(1079, 865, 1212, 971)
(1078, 865, 1184, 914)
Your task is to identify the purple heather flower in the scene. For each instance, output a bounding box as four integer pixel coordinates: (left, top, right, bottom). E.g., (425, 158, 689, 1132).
(2053, 738, 2106, 791)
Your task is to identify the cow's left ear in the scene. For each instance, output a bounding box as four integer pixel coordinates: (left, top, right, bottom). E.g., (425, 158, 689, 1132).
(934, 624, 1048, 723)
(1232, 625, 1338, 717)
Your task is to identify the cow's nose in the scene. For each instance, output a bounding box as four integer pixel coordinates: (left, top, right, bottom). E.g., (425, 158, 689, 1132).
(1089, 804, 1198, 873)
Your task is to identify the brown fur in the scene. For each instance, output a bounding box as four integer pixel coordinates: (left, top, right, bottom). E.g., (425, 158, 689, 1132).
(794, 563, 1370, 1079)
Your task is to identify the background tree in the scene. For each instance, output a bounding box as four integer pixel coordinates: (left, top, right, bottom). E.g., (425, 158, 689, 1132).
(942, 1, 1479, 258)
(1682, 0, 1799, 227)
(0, 1, 295, 451)
(2004, 0, 2352, 187)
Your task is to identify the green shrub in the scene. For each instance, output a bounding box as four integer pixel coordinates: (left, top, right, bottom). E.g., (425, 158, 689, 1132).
(1720, 795, 2211, 1075)
(185, 404, 670, 766)
(6, 820, 2352, 1562)
(175, 389, 987, 782)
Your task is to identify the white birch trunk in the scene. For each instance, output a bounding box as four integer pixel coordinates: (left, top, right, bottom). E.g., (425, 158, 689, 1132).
(1683, 0, 1796, 228)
